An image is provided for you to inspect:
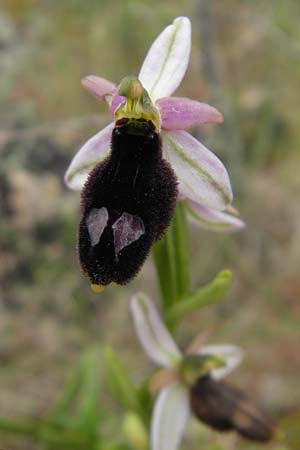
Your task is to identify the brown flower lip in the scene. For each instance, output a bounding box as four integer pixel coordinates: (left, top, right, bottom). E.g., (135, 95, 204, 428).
(191, 375, 278, 442)
(78, 118, 178, 288)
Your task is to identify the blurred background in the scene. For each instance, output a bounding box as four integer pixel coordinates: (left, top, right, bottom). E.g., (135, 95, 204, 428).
(0, 0, 299, 449)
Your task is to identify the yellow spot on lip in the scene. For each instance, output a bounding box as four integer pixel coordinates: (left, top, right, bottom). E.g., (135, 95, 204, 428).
(91, 284, 105, 293)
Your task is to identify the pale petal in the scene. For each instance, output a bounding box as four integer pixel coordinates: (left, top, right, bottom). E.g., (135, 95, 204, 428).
(109, 94, 125, 114)
(139, 17, 191, 101)
(162, 130, 233, 210)
(64, 122, 113, 191)
(199, 345, 244, 380)
(186, 200, 246, 232)
(81, 75, 116, 101)
(130, 293, 181, 367)
(157, 97, 223, 130)
(151, 384, 190, 450)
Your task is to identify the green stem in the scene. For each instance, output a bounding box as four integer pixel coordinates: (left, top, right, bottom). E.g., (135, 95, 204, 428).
(172, 201, 190, 298)
(152, 238, 176, 310)
(164, 227, 178, 301)
(152, 201, 190, 319)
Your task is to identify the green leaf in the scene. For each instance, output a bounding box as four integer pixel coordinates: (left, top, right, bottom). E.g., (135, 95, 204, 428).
(47, 349, 102, 436)
(48, 365, 83, 424)
(104, 348, 140, 413)
(166, 270, 233, 324)
(136, 379, 153, 425)
(0, 417, 93, 449)
(75, 349, 102, 433)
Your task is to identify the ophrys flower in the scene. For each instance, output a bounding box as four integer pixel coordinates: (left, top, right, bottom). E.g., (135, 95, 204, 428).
(65, 17, 244, 290)
(130, 293, 277, 450)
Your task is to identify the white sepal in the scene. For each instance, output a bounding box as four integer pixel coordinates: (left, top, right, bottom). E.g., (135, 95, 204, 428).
(65, 122, 113, 190)
(162, 130, 233, 210)
(187, 200, 245, 232)
(151, 384, 190, 450)
(130, 293, 181, 367)
(199, 344, 244, 380)
(139, 17, 191, 101)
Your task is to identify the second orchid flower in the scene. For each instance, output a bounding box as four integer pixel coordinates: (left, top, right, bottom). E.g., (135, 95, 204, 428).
(130, 293, 277, 450)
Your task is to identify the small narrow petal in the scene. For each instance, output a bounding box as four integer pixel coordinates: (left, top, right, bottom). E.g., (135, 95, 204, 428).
(130, 293, 181, 367)
(186, 200, 246, 232)
(64, 122, 114, 190)
(139, 17, 191, 101)
(81, 75, 116, 101)
(157, 97, 223, 130)
(162, 130, 233, 210)
(199, 345, 244, 380)
(109, 93, 125, 114)
(151, 384, 190, 450)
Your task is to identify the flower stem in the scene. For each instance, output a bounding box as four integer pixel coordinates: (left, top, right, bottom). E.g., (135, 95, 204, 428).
(152, 237, 176, 310)
(172, 201, 190, 298)
(152, 201, 190, 321)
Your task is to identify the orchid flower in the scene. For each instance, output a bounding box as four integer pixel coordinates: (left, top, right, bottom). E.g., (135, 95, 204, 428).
(64, 17, 246, 289)
(130, 293, 277, 450)
(65, 17, 244, 233)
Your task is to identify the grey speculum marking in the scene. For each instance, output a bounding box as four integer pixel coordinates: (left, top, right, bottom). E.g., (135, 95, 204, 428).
(112, 212, 145, 256)
(86, 207, 109, 246)
(86, 208, 145, 256)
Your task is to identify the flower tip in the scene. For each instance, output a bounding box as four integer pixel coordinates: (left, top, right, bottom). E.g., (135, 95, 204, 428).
(225, 206, 246, 230)
(173, 16, 191, 29)
(80, 75, 98, 90)
(80, 75, 92, 86)
(64, 169, 83, 191)
(215, 110, 224, 123)
(91, 283, 106, 293)
(235, 219, 246, 230)
(226, 205, 240, 216)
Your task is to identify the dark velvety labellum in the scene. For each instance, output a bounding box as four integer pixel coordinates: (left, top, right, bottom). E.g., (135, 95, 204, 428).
(79, 119, 178, 285)
(190, 375, 277, 442)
